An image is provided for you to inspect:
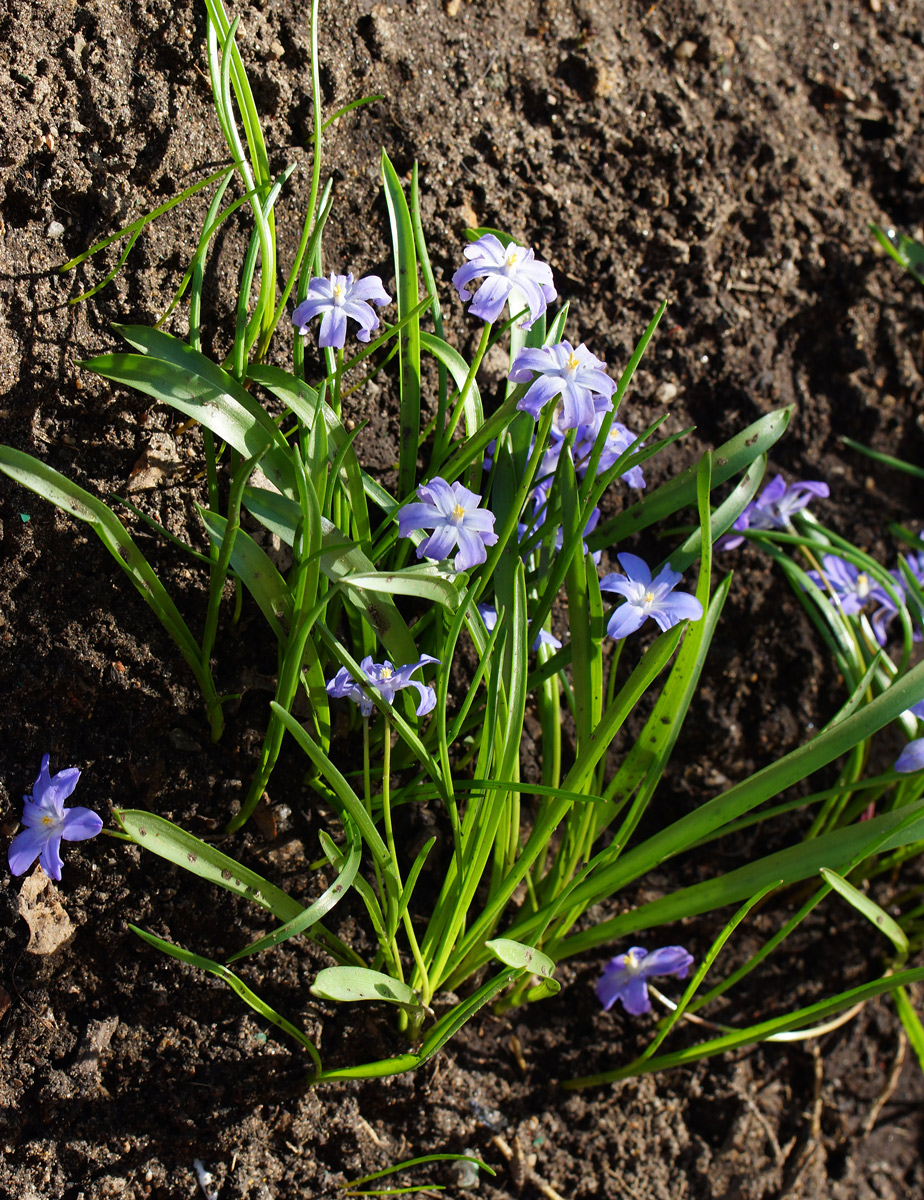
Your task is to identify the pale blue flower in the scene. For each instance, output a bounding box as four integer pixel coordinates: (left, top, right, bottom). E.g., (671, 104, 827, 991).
(806, 555, 877, 616)
(509, 341, 615, 429)
(600, 553, 703, 639)
(452, 234, 556, 328)
(596, 945, 694, 1015)
(293, 272, 391, 348)
(326, 655, 439, 718)
(398, 477, 498, 572)
(719, 475, 829, 550)
(8, 756, 102, 881)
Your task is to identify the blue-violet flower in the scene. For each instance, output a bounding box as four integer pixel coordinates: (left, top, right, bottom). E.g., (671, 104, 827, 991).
(326, 655, 440, 718)
(509, 341, 616, 430)
(452, 234, 556, 328)
(600, 553, 703, 639)
(293, 272, 391, 349)
(596, 945, 694, 1016)
(719, 474, 829, 550)
(806, 555, 877, 616)
(895, 739, 924, 773)
(8, 756, 102, 882)
(398, 477, 499, 572)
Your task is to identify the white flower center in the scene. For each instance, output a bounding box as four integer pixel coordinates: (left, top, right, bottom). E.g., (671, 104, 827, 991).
(856, 572, 869, 599)
(505, 248, 519, 268)
(643, 590, 655, 607)
(624, 949, 643, 972)
(451, 503, 467, 523)
(565, 350, 581, 373)
(332, 282, 345, 304)
(380, 666, 393, 680)
(42, 814, 57, 827)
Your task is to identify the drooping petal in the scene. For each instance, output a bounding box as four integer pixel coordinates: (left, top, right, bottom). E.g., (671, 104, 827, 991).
(619, 976, 653, 1016)
(318, 307, 348, 349)
(606, 603, 649, 640)
(595, 960, 632, 1011)
(417, 524, 460, 563)
(467, 275, 515, 323)
(39, 836, 65, 882)
(453, 525, 490, 570)
(517, 373, 565, 420)
(8, 826, 48, 876)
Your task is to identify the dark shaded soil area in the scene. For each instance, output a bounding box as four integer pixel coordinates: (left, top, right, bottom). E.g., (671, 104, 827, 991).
(2, 0, 924, 1196)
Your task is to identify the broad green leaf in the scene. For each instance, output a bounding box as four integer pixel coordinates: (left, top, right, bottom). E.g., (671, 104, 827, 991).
(227, 822, 362, 962)
(341, 565, 462, 609)
(485, 938, 559, 992)
(198, 509, 292, 643)
(0, 448, 209, 698)
(560, 798, 924, 956)
(419, 331, 484, 444)
(312, 966, 422, 1012)
(116, 809, 302, 921)
(82, 344, 295, 500)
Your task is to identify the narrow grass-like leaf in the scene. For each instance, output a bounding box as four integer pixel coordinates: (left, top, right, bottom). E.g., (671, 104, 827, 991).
(590, 407, 792, 550)
(131, 925, 321, 1068)
(820, 867, 909, 956)
(382, 150, 421, 499)
(228, 822, 362, 962)
(198, 509, 292, 644)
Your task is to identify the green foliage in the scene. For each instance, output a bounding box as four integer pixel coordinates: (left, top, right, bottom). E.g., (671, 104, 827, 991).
(4, 0, 923, 1089)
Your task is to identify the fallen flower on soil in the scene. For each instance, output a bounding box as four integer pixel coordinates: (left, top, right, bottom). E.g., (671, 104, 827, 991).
(8, 755, 102, 881)
(596, 945, 695, 1016)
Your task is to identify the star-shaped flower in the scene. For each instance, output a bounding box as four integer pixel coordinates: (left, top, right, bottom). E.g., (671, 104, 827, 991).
(718, 475, 829, 549)
(292, 272, 391, 348)
(596, 945, 694, 1015)
(326, 655, 440, 718)
(398, 477, 498, 572)
(8, 756, 103, 881)
(452, 234, 556, 328)
(600, 553, 703, 639)
(509, 341, 616, 429)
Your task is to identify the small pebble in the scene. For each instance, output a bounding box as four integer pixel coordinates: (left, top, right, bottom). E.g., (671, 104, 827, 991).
(47, 221, 65, 239)
(674, 40, 699, 61)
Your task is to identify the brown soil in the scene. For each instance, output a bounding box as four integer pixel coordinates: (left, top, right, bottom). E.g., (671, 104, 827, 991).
(2, 0, 924, 1197)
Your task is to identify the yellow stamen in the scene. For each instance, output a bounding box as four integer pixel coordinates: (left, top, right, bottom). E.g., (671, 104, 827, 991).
(452, 503, 467, 521)
(643, 591, 655, 605)
(566, 351, 580, 371)
(381, 666, 393, 680)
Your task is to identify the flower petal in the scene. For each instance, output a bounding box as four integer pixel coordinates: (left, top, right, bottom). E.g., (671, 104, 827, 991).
(60, 807, 105, 842)
(8, 827, 47, 876)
